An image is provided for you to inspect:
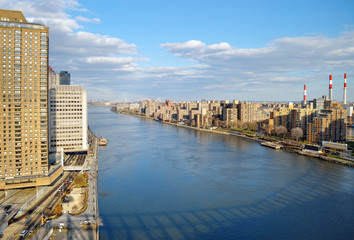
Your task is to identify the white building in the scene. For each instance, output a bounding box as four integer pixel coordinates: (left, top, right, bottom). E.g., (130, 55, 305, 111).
(49, 85, 88, 153)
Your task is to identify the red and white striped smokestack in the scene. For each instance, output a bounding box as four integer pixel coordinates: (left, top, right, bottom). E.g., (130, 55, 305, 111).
(303, 84, 307, 104)
(329, 75, 333, 100)
(343, 73, 347, 105)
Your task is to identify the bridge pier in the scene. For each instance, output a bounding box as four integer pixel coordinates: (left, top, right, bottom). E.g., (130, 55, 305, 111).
(36, 186, 50, 199)
(4, 189, 18, 197)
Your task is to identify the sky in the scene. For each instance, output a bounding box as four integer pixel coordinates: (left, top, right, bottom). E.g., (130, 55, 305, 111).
(1, 0, 354, 102)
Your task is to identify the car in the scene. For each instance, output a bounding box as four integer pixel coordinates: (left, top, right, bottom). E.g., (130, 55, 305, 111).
(21, 230, 28, 237)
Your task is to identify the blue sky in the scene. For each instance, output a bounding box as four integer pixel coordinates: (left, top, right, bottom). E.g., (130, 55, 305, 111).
(2, 0, 354, 101)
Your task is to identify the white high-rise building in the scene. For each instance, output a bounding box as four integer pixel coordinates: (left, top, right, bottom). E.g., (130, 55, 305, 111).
(49, 85, 88, 153)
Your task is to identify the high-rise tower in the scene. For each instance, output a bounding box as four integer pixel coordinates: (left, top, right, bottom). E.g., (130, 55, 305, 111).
(59, 71, 70, 85)
(0, 9, 51, 187)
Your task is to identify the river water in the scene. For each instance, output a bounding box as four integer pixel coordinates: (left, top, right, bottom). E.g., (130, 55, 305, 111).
(88, 106, 354, 240)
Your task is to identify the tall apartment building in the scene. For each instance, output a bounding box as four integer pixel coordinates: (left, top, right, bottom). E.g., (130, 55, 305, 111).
(0, 10, 62, 189)
(222, 108, 238, 127)
(307, 107, 347, 144)
(237, 102, 268, 123)
(289, 108, 317, 134)
(59, 71, 70, 85)
(49, 85, 88, 153)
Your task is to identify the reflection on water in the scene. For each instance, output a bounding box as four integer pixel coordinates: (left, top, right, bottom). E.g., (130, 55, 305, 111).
(88, 106, 354, 240)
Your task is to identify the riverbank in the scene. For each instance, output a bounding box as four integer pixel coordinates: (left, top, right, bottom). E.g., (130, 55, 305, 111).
(112, 110, 354, 168)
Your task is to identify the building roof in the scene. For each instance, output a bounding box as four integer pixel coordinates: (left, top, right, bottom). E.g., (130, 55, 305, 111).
(0, 9, 27, 23)
(52, 85, 84, 91)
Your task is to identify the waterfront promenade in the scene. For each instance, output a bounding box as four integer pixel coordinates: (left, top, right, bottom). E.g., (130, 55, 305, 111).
(31, 129, 99, 240)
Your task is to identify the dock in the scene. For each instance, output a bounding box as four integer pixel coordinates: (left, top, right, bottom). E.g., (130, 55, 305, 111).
(261, 142, 282, 150)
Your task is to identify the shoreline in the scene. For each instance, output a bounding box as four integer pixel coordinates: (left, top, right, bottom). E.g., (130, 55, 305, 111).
(113, 110, 354, 168)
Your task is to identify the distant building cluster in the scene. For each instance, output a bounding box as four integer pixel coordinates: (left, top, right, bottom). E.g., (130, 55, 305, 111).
(267, 98, 350, 144)
(113, 95, 353, 146)
(138, 99, 268, 128)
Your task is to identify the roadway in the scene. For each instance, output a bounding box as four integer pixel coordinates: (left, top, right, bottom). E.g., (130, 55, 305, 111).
(1, 172, 76, 239)
(0, 131, 98, 239)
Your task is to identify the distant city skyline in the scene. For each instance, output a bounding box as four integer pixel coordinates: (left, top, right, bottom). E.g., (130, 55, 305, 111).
(2, 0, 354, 101)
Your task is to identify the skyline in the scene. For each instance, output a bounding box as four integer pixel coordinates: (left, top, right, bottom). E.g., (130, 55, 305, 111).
(2, 0, 354, 101)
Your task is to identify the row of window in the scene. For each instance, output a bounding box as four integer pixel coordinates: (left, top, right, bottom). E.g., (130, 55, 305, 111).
(0, 171, 48, 178)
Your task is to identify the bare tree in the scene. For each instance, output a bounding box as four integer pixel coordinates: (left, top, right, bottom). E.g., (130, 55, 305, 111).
(291, 127, 303, 141)
(212, 117, 220, 127)
(275, 126, 287, 138)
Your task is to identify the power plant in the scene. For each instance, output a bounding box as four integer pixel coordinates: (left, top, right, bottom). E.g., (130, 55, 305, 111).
(304, 73, 350, 105)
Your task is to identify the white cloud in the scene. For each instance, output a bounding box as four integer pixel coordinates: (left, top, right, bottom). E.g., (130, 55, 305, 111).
(161, 40, 206, 51)
(85, 56, 135, 64)
(75, 15, 101, 23)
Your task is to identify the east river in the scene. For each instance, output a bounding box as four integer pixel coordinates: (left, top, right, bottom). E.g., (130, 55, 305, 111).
(88, 106, 354, 240)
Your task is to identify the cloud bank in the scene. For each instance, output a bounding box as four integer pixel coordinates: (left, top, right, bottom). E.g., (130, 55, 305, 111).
(1, 0, 353, 101)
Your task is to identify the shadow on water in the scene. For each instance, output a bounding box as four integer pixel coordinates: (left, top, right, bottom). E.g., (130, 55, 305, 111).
(99, 168, 354, 239)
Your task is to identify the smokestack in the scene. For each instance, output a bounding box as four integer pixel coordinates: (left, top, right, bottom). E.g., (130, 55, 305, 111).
(343, 73, 347, 105)
(329, 75, 333, 100)
(303, 84, 307, 105)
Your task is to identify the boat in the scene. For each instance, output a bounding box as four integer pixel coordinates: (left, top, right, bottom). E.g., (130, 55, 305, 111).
(99, 137, 108, 146)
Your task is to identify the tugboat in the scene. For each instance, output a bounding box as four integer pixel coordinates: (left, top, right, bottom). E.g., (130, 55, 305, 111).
(99, 137, 108, 146)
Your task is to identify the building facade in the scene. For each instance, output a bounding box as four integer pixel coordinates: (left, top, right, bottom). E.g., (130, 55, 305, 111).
(307, 107, 347, 144)
(49, 85, 88, 153)
(0, 10, 50, 181)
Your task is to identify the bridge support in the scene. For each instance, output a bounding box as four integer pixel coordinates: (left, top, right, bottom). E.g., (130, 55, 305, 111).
(36, 186, 50, 199)
(61, 148, 64, 167)
(4, 189, 18, 197)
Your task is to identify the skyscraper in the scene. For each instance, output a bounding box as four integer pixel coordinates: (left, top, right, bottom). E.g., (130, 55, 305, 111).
(49, 85, 88, 153)
(0, 9, 61, 189)
(59, 71, 70, 85)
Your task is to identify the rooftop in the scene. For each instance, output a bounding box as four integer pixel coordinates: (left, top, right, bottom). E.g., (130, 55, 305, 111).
(0, 9, 47, 30)
(0, 9, 27, 23)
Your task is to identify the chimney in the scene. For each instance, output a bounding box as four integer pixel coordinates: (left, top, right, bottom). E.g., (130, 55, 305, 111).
(329, 75, 333, 100)
(303, 84, 307, 105)
(343, 73, 347, 105)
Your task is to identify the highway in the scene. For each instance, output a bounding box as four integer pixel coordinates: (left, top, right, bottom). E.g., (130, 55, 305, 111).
(0, 131, 97, 239)
(1, 171, 78, 239)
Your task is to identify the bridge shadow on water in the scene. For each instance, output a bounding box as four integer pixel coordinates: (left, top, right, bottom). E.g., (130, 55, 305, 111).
(99, 166, 354, 240)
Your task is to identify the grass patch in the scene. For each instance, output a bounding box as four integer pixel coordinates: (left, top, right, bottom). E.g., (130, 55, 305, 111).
(215, 128, 228, 132)
(69, 189, 89, 216)
(74, 173, 88, 188)
(329, 155, 354, 163)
